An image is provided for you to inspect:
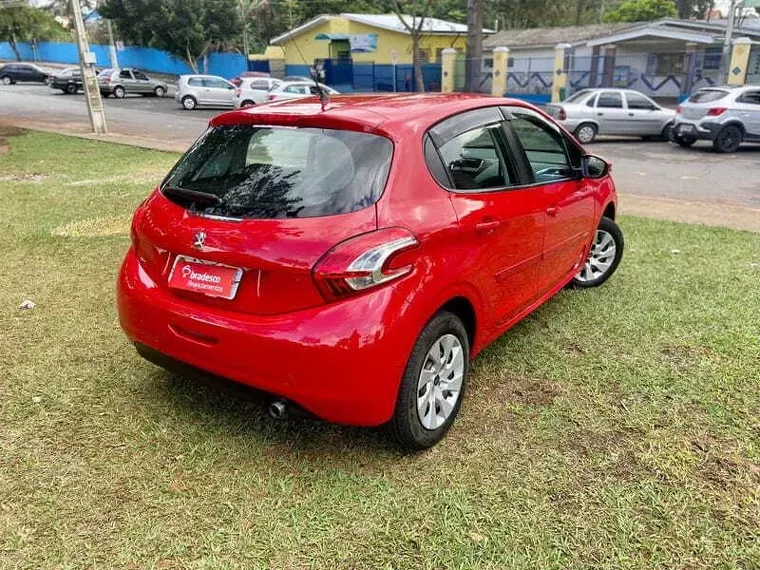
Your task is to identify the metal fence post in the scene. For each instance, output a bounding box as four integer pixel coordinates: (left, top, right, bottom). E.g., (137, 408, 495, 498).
(491, 46, 509, 97)
(441, 48, 457, 93)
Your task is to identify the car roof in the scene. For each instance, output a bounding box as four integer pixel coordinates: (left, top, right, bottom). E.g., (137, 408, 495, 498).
(180, 74, 227, 79)
(210, 93, 539, 136)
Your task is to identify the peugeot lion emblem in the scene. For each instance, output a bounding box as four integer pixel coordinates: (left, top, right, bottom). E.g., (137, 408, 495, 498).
(193, 231, 206, 250)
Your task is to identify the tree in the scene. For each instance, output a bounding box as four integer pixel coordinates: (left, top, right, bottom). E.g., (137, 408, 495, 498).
(0, 2, 69, 61)
(604, 0, 678, 22)
(465, 0, 483, 92)
(100, 0, 241, 73)
(390, 0, 434, 92)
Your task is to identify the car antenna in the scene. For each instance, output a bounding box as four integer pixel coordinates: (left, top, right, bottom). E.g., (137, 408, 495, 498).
(286, 29, 330, 111)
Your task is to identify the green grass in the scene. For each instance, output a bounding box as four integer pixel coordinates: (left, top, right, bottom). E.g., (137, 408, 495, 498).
(1, 130, 759, 570)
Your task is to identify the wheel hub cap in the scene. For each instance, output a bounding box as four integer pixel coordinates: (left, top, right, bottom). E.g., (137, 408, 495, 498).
(416, 334, 464, 431)
(576, 229, 616, 283)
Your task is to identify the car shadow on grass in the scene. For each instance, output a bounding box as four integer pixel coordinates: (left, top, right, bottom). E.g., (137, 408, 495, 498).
(147, 365, 405, 459)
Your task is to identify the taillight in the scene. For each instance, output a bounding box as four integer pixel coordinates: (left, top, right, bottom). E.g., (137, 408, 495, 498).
(675, 105, 681, 114)
(558, 107, 567, 121)
(235, 88, 241, 97)
(706, 107, 727, 116)
(312, 228, 419, 301)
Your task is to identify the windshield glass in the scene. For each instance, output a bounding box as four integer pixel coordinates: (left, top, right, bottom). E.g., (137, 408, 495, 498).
(162, 125, 393, 219)
(688, 89, 729, 103)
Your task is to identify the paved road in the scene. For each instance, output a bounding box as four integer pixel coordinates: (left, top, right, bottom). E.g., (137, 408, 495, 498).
(2, 82, 759, 211)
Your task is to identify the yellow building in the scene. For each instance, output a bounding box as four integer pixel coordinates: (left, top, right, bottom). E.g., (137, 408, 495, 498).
(270, 13, 481, 66)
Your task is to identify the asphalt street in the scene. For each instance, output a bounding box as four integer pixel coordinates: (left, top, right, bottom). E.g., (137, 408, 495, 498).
(1, 82, 759, 210)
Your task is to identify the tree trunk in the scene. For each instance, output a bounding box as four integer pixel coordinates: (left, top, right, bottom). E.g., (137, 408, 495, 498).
(412, 33, 424, 92)
(10, 32, 22, 62)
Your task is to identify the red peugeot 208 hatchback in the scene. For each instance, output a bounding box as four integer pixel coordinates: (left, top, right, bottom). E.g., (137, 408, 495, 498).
(117, 93, 623, 449)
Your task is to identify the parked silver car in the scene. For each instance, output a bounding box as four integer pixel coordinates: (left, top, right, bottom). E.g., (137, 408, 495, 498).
(672, 85, 760, 153)
(546, 88, 675, 143)
(233, 77, 282, 108)
(175, 75, 236, 110)
(97, 68, 167, 98)
(266, 81, 338, 103)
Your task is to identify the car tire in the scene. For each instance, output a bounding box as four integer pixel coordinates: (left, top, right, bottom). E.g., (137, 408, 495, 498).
(674, 135, 696, 148)
(660, 123, 674, 141)
(2, 75, 12, 85)
(570, 216, 624, 289)
(65, 83, 77, 95)
(154, 86, 166, 98)
(574, 122, 597, 144)
(712, 125, 742, 153)
(113, 86, 126, 99)
(181, 95, 197, 110)
(389, 310, 469, 451)
(241, 100, 255, 107)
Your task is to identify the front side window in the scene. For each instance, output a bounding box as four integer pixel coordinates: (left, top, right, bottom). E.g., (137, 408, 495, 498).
(162, 126, 393, 219)
(626, 92, 656, 110)
(597, 92, 623, 108)
(509, 112, 572, 184)
(133, 71, 149, 81)
(203, 78, 230, 89)
(437, 125, 515, 191)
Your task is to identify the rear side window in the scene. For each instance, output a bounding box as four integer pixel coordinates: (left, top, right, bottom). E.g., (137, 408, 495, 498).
(119, 70, 132, 79)
(188, 77, 203, 87)
(162, 126, 393, 219)
(438, 125, 516, 190)
(688, 89, 729, 103)
(737, 90, 760, 105)
(249, 79, 270, 90)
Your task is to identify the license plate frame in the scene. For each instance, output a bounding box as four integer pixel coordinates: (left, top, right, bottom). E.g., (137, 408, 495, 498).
(168, 255, 244, 300)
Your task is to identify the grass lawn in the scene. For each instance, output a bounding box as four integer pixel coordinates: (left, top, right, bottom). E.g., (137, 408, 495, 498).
(1, 129, 759, 570)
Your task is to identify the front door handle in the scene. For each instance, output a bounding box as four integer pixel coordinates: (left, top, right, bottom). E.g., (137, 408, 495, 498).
(628, 113, 635, 116)
(475, 220, 501, 234)
(546, 206, 559, 217)
(597, 112, 604, 116)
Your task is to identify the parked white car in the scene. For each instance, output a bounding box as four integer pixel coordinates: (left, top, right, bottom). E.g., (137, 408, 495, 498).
(175, 75, 236, 110)
(545, 88, 675, 143)
(266, 81, 339, 103)
(233, 77, 282, 108)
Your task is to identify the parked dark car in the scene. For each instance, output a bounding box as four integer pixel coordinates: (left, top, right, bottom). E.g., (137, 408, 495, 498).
(0, 62, 48, 85)
(48, 67, 84, 94)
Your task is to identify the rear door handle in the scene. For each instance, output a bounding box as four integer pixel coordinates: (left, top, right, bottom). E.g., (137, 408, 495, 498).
(546, 206, 559, 217)
(475, 220, 501, 234)
(597, 112, 604, 116)
(628, 113, 635, 116)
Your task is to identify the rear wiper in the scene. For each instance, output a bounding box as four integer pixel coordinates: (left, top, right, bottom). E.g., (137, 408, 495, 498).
(162, 185, 222, 206)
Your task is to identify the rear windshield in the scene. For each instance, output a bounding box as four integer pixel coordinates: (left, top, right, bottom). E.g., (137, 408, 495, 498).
(162, 125, 393, 219)
(688, 89, 729, 103)
(564, 89, 592, 103)
(97, 68, 112, 77)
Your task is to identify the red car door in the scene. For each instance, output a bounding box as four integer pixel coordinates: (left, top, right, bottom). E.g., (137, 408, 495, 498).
(505, 108, 596, 296)
(427, 108, 546, 328)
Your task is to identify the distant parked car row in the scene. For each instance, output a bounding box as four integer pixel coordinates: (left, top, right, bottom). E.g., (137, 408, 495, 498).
(175, 74, 338, 110)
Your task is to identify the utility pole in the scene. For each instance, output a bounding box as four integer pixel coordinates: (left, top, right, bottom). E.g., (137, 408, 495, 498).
(71, 0, 107, 134)
(106, 19, 119, 70)
(721, 0, 738, 83)
(465, 0, 483, 92)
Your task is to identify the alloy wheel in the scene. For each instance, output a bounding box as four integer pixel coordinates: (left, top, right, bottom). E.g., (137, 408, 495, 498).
(576, 124, 596, 144)
(416, 334, 464, 431)
(2, 76, 11, 85)
(576, 229, 617, 283)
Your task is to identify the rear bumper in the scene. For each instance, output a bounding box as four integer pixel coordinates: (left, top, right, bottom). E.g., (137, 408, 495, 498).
(117, 248, 416, 426)
(673, 119, 721, 140)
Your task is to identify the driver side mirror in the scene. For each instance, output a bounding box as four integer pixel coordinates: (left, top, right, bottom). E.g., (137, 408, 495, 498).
(583, 154, 610, 179)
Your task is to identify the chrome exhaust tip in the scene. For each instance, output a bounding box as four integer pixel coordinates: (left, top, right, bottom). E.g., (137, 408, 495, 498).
(268, 399, 287, 420)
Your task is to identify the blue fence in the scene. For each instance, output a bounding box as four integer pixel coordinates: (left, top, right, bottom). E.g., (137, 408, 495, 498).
(0, 41, 248, 79)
